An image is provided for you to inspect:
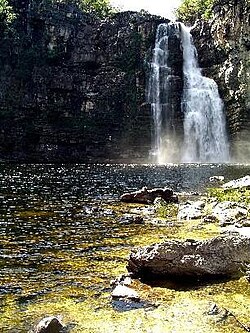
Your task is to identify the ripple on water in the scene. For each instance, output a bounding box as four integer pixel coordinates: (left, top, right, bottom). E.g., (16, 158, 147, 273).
(0, 163, 250, 332)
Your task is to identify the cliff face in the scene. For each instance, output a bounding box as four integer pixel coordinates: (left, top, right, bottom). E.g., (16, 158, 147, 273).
(191, 0, 250, 161)
(0, 1, 249, 163)
(0, 1, 167, 162)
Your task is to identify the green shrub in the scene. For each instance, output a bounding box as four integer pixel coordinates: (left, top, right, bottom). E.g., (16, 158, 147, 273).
(207, 187, 250, 205)
(0, 0, 16, 29)
(175, 0, 215, 24)
(55, 0, 115, 18)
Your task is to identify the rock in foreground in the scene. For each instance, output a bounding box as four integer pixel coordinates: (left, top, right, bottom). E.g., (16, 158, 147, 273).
(34, 316, 64, 333)
(127, 235, 250, 279)
(120, 187, 178, 204)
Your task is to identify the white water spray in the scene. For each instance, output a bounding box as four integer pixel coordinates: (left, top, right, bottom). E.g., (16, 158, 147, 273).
(181, 24, 230, 162)
(148, 23, 230, 164)
(148, 23, 181, 164)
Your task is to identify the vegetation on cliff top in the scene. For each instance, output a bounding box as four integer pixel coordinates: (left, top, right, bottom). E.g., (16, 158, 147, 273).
(0, 0, 15, 29)
(176, 0, 215, 23)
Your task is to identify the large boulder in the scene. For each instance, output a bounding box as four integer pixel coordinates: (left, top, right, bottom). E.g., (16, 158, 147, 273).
(127, 235, 250, 279)
(120, 187, 178, 204)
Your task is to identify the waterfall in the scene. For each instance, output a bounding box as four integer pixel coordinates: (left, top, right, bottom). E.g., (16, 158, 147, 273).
(148, 23, 182, 164)
(148, 22, 230, 164)
(181, 24, 230, 163)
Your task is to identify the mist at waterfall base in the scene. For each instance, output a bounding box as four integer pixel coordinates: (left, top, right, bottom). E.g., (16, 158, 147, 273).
(148, 23, 230, 164)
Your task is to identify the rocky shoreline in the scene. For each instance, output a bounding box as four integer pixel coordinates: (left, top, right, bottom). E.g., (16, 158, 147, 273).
(31, 175, 250, 333)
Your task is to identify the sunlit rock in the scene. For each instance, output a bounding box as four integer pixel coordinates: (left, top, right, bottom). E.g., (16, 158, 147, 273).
(127, 235, 250, 279)
(111, 285, 140, 300)
(177, 201, 205, 220)
(222, 176, 250, 189)
(34, 316, 64, 333)
(211, 201, 248, 226)
(209, 176, 225, 182)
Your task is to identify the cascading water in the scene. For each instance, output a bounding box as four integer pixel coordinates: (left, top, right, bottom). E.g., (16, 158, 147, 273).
(181, 24, 230, 163)
(148, 23, 183, 164)
(148, 22, 230, 164)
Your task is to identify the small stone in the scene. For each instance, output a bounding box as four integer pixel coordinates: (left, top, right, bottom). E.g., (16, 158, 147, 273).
(207, 303, 219, 315)
(110, 274, 132, 286)
(209, 176, 225, 182)
(34, 316, 64, 333)
(111, 285, 140, 300)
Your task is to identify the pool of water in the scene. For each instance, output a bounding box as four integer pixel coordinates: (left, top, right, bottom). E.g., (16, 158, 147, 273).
(0, 163, 250, 332)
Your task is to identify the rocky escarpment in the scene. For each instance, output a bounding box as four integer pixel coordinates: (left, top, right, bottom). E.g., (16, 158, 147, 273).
(191, 0, 250, 161)
(0, 1, 168, 162)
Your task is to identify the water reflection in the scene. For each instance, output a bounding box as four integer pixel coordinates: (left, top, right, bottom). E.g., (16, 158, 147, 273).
(0, 163, 250, 332)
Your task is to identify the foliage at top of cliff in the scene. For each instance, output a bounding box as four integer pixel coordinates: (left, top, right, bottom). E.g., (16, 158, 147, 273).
(0, 0, 16, 26)
(175, 0, 215, 24)
(45, 0, 115, 18)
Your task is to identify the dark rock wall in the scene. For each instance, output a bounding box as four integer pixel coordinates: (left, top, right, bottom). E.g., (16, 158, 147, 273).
(191, 0, 250, 161)
(0, 0, 249, 163)
(0, 1, 167, 162)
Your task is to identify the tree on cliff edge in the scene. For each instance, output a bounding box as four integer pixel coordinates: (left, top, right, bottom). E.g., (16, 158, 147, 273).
(176, 0, 215, 23)
(0, 0, 15, 31)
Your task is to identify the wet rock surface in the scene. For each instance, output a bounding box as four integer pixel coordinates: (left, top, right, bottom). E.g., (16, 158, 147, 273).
(120, 187, 178, 204)
(0, 2, 168, 163)
(127, 235, 250, 279)
(192, 0, 250, 159)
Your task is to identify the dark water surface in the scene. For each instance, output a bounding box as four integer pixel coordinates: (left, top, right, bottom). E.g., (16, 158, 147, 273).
(0, 163, 250, 332)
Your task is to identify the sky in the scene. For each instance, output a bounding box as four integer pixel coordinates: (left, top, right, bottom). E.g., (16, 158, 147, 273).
(110, 0, 182, 20)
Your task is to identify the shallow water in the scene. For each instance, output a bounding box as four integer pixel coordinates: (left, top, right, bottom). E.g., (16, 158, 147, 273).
(0, 163, 250, 332)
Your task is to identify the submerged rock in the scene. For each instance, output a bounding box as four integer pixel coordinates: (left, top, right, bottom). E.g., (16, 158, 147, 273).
(119, 214, 144, 225)
(120, 187, 178, 204)
(127, 235, 250, 279)
(34, 316, 64, 333)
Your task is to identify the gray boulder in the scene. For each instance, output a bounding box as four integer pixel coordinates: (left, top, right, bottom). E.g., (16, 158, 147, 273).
(127, 235, 250, 279)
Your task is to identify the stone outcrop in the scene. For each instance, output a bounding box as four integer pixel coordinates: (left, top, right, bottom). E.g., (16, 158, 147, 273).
(127, 235, 250, 278)
(211, 201, 248, 226)
(120, 187, 178, 204)
(191, 0, 250, 161)
(0, 1, 167, 162)
(222, 175, 250, 189)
